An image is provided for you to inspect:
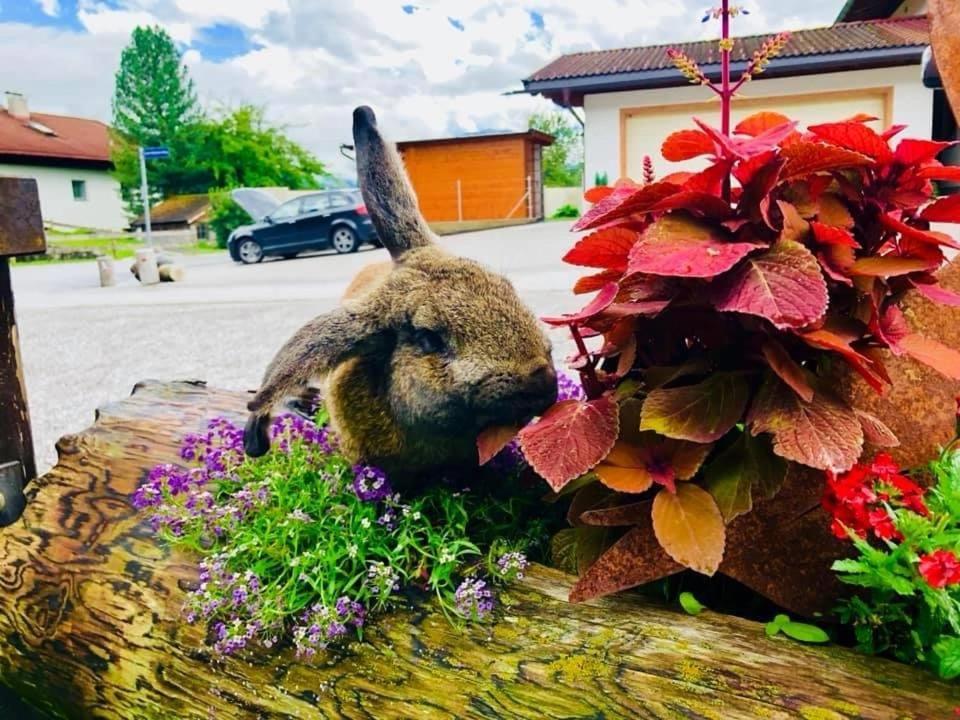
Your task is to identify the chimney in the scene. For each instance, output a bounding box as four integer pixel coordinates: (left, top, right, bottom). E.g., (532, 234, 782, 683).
(5, 91, 29, 120)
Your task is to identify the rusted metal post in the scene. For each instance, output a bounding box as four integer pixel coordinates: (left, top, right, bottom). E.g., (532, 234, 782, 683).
(0, 177, 45, 525)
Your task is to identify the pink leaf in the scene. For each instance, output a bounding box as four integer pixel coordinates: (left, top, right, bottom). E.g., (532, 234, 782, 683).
(627, 213, 763, 279)
(880, 212, 960, 250)
(854, 409, 899, 448)
(573, 181, 681, 232)
(519, 396, 620, 491)
(810, 221, 859, 248)
(897, 334, 960, 380)
(710, 240, 828, 330)
(541, 282, 618, 326)
(910, 278, 960, 307)
(562, 228, 639, 271)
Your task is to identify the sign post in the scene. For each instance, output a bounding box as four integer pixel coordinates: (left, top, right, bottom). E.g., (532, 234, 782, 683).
(138, 145, 170, 248)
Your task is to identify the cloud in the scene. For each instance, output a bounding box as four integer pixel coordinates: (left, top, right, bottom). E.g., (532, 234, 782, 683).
(5, 0, 842, 177)
(36, 0, 59, 16)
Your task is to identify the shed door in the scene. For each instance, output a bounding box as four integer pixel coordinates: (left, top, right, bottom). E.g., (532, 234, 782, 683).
(623, 89, 889, 179)
(532, 144, 543, 219)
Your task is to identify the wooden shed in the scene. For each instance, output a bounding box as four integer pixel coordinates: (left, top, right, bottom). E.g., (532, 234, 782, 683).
(397, 130, 553, 223)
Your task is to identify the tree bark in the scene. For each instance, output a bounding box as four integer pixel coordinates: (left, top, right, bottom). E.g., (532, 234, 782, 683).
(0, 380, 957, 719)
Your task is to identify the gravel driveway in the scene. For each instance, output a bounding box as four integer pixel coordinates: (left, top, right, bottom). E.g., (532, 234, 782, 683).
(12, 221, 584, 473)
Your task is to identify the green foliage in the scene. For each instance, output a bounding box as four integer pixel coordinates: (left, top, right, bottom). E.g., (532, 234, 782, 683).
(529, 110, 583, 187)
(764, 614, 830, 643)
(593, 171, 609, 187)
(111, 26, 325, 216)
(551, 203, 580, 219)
(208, 191, 252, 248)
(834, 449, 960, 677)
(679, 591, 705, 616)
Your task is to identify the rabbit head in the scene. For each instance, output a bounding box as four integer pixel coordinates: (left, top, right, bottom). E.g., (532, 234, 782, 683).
(243, 106, 557, 476)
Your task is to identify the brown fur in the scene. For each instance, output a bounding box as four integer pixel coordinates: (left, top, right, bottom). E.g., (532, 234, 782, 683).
(243, 107, 557, 480)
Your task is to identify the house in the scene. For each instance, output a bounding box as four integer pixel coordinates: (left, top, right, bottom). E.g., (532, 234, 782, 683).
(522, 3, 957, 184)
(132, 194, 211, 241)
(0, 92, 127, 231)
(396, 130, 554, 222)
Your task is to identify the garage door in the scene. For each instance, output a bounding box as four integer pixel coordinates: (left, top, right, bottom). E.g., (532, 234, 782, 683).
(623, 89, 889, 179)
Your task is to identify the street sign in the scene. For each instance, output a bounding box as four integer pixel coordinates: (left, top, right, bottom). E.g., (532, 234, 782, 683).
(142, 146, 170, 160)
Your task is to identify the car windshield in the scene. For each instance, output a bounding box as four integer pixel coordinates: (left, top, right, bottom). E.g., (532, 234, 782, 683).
(269, 199, 301, 221)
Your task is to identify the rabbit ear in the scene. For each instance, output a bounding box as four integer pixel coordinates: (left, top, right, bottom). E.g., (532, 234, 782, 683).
(244, 305, 386, 457)
(353, 105, 432, 260)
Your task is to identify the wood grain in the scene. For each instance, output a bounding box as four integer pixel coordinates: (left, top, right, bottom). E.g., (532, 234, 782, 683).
(0, 259, 36, 484)
(0, 380, 957, 718)
(0, 178, 45, 258)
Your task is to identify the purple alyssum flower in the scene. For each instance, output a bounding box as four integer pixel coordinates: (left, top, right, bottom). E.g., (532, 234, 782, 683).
(352, 464, 392, 502)
(495, 551, 529, 581)
(455, 577, 495, 620)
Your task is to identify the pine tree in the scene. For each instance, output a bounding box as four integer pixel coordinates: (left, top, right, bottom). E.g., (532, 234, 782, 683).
(111, 26, 198, 146)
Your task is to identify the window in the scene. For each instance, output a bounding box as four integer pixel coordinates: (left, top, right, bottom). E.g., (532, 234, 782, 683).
(300, 194, 329, 213)
(269, 198, 301, 221)
(72, 180, 87, 201)
(196, 223, 209, 240)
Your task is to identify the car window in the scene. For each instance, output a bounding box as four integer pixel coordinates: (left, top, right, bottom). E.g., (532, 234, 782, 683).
(300, 194, 329, 213)
(270, 199, 302, 221)
(326, 193, 355, 210)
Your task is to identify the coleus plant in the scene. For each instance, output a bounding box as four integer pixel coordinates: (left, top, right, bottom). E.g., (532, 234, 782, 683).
(510, 2, 960, 602)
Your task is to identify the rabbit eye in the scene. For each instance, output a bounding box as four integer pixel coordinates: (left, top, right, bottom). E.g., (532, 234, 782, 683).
(412, 328, 445, 354)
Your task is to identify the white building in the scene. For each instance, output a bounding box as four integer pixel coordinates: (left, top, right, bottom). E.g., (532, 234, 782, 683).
(522, 2, 957, 185)
(0, 92, 128, 231)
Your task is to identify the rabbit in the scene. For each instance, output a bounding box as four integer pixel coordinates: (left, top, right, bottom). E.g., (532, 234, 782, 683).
(242, 106, 558, 480)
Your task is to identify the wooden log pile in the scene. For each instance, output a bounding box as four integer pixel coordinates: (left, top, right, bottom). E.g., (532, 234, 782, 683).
(0, 379, 958, 719)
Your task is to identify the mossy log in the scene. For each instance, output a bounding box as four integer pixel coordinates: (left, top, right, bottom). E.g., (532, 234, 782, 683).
(0, 381, 959, 719)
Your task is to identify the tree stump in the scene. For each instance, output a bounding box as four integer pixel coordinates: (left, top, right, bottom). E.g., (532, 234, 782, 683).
(0, 380, 958, 719)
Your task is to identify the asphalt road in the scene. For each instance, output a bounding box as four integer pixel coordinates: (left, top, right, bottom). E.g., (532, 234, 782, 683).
(12, 221, 585, 473)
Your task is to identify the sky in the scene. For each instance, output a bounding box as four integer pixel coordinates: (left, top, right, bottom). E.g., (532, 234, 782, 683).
(0, 0, 844, 176)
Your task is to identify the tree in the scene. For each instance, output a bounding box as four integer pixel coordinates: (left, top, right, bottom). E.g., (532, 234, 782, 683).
(529, 110, 583, 187)
(111, 26, 200, 214)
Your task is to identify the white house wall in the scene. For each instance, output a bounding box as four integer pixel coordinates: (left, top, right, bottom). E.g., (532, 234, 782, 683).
(0, 163, 128, 231)
(583, 65, 933, 184)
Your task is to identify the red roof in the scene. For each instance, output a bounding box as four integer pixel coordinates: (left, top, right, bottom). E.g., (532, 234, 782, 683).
(0, 108, 112, 164)
(525, 15, 929, 84)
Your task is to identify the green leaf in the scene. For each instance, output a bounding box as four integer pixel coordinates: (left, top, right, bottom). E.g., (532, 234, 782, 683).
(640, 372, 750, 443)
(933, 637, 960, 680)
(679, 591, 706, 616)
(781, 621, 831, 644)
(704, 433, 787, 522)
(765, 621, 781, 637)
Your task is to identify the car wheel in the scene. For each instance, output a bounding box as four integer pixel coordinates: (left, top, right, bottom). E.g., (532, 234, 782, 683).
(331, 226, 358, 254)
(237, 238, 264, 264)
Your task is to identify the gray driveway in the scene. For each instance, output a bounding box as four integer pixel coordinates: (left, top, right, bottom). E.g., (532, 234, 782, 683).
(12, 221, 585, 472)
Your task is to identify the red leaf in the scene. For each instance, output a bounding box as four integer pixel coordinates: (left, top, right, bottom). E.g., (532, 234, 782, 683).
(733, 150, 776, 186)
(810, 221, 859, 248)
(779, 142, 873, 181)
(573, 181, 681, 231)
(661, 129, 715, 162)
(736, 120, 800, 156)
(854, 409, 899, 448)
(840, 112, 879, 124)
(584, 186, 614, 204)
(918, 166, 960, 182)
(897, 334, 960, 380)
(647, 191, 732, 219)
(562, 228, 639, 271)
(816, 193, 855, 229)
(682, 161, 731, 195)
(761, 339, 814, 402)
(778, 200, 810, 243)
(849, 256, 940, 277)
(818, 246, 855, 286)
(519, 396, 620, 491)
(894, 138, 955, 165)
(627, 213, 763, 279)
(734, 111, 792, 137)
(800, 326, 890, 393)
(921, 194, 960, 224)
(639, 372, 750, 443)
(477, 425, 519, 465)
(880, 212, 960, 249)
(542, 282, 618, 326)
(747, 376, 864, 472)
(910, 278, 960, 307)
(711, 240, 828, 330)
(573, 269, 622, 294)
(693, 117, 744, 159)
(808, 121, 893, 162)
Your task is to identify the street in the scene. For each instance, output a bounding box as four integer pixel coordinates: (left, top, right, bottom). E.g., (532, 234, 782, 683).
(13, 221, 585, 472)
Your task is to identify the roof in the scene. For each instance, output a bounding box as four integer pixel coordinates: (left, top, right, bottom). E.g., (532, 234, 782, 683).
(0, 108, 111, 165)
(397, 129, 554, 149)
(836, 0, 903, 23)
(523, 15, 929, 106)
(133, 194, 210, 227)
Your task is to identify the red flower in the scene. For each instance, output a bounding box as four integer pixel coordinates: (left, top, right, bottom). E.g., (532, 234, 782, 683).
(919, 550, 960, 589)
(867, 508, 901, 542)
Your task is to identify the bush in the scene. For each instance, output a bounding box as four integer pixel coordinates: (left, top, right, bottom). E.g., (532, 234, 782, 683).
(208, 190, 252, 249)
(552, 203, 580, 219)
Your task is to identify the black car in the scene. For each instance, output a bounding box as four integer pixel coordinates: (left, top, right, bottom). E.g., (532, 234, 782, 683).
(227, 190, 378, 264)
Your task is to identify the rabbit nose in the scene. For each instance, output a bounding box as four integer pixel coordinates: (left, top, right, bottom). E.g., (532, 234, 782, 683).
(523, 363, 558, 408)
